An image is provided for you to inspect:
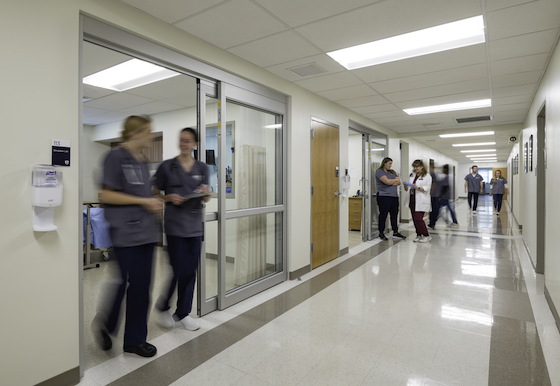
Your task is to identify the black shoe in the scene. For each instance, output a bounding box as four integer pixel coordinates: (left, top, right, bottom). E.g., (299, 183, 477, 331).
(95, 329, 112, 351)
(379, 234, 388, 241)
(392, 232, 406, 240)
(427, 225, 435, 230)
(124, 342, 157, 357)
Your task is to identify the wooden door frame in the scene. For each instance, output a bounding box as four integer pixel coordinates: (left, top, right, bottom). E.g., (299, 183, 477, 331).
(310, 117, 340, 269)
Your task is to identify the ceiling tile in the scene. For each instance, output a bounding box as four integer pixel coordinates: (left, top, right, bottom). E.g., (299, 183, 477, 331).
(391, 126, 429, 133)
(493, 94, 534, 106)
(84, 93, 155, 110)
(366, 110, 409, 120)
(486, 0, 560, 41)
(351, 104, 400, 115)
(492, 103, 531, 113)
(336, 95, 389, 108)
(85, 111, 133, 126)
(316, 85, 377, 101)
(228, 31, 321, 68)
(174, 0, 287, 49)
(485, 0, 536, 13)
(294, 72, 363, 93)
(82, 42, 130, 76)
(490, 53, 549, 76)
(491, 70, 542, 88)
(83, 85, 117, 100)
(254, 0, 379, 27)
(395, 91, 491, 109)
(353, 44, 487, 84)
(118, 0, 226, 24)
(265, 55, 346, 82)
(118, 101, 185, 116)
(83, 107, 107, 119)
(492, 84, 537, 98)
(384, 78, 489, 104)
(488, 28, 558, 61)
(294, 0, 482, 52)
(368, 64, 488, 94)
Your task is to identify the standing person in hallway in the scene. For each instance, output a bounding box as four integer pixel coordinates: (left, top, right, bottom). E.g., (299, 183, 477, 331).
(153, 128, 210, 331)
(428, 167, 441, 230)
(93, 115, 163, 358)
(490, 169, 508, 215)
(464, 165, 483, 213)
(436, 164, 459, 227)
(375, 157, 406, 241)
(404, 160, 432, 243)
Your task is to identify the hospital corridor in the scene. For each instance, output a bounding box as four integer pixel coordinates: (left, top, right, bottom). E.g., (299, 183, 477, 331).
(79, 196, 559, 386)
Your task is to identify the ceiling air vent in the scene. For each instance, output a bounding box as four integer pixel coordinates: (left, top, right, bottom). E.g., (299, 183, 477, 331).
(288, 63, 327, 77)
(423, 122, 442, 128)
(454, 116, 492, 124)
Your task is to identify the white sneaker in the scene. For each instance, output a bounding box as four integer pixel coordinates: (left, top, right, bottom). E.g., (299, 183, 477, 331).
(413, 235, 422, 242)
(180, 315, 200, 331)
(419, 236, 431, 243)
(448, 223, 459, 228)
(156, 309, 175, 328)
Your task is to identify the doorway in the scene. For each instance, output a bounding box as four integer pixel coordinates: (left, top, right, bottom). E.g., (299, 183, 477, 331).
(536, 105, 546, 274)
(311, 118, 339, 269)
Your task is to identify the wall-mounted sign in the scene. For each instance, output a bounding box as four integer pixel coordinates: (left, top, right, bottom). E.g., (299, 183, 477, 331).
(52, 139, 70, 167)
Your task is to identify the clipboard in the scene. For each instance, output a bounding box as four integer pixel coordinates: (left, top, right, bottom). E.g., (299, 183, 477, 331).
(182, 192, 211, 199)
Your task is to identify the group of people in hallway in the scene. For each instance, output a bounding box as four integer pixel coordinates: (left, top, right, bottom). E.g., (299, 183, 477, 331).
(375, 160, 507, 243)
(464, 165, 508, 215)
(93, 115, 210, 358)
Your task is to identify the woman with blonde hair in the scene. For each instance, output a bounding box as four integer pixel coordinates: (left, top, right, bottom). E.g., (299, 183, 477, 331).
(403, 160, 432, 242)
(93, 115, 163, 357)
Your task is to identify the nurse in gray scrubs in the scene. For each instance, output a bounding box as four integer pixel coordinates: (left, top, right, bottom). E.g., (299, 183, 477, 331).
(490, 169, 508, 215)
(154, 128, 210, 331)
(93, 115, 163, 358)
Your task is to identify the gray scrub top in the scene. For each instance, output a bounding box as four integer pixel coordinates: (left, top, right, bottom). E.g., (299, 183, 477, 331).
(491, 177, 508, 194)
(155, 158, 209, 238)
(375, 169, 398, 197)
(102, 147, 159, 248)
(439, 175, 451, 199)
(464, 173, 484, 192)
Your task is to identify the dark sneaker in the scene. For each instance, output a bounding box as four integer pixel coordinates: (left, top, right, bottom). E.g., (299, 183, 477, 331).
(379, 234, 388, 241)
(392, 232, 406, 240)
(124, 342, 157, 357)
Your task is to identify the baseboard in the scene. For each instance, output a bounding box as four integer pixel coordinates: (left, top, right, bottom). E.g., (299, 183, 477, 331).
(545, 285, 560, 335)
(36, 367, 80, 386)
(289, 264, 311, 280)
(339, 247, 349, 256)
(521, 237, 537, 271)
(205, 253, 235, 264)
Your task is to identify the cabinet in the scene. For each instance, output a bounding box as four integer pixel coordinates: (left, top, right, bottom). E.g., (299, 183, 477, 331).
(348, 197, 362, 231)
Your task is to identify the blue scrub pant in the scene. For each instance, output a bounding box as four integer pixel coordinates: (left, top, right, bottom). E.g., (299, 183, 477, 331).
(493, 194, 504, 212)
(438, 199, 458, 224)
(104, 243, 155, 347)
(428, 197, 440, 227)
(158, 235, 201, 319)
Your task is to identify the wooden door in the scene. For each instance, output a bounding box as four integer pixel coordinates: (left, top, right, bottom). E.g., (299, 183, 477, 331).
(492, 167, 508, 200)
(311, 120, 339, 269)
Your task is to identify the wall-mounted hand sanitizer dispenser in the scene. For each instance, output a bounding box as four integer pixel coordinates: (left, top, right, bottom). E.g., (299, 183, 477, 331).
(32, 165, 63, 231)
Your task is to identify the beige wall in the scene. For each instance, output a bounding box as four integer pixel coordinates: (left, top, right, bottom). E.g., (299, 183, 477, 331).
(1, 1, 474, 384)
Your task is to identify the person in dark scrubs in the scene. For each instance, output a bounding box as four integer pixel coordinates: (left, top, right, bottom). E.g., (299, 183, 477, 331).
(375, 157, 406, 241)
(464, 165, 484, 213)
(93, 115, 163, 358)
(490, 169, 508, 215)
(154, 128, 210, 331)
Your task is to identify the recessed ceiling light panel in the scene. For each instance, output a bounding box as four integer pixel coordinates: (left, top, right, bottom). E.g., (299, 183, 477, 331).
(327, 16, 485, 70)
(452, 142, 496, 147)
(440, 131, 493, 138)
(83, 59, 180, 92)
(460, 149, 496, 153)
(404, 99, 491, 115)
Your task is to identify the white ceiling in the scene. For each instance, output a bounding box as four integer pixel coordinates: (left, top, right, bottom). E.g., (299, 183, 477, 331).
(84, 0, 560, 162)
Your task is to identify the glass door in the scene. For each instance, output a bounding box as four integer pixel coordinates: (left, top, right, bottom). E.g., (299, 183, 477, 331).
(198, 82, 286, 314)
(369, 140, 385, 239)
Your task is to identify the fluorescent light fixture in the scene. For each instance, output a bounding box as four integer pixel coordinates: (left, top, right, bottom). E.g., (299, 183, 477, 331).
(404, 99, 491, 115)
(469, 158, 497, 161)
(466, 154, 496, 158)
(452, 142, 496, 147)
(327, 16, 485, 70)
(460, 149, 496, 153)
(371, 148, 385, 151)
(439, 131, 494, 138)
(83, 59, 180, 92)
(264, 124, 282, 129)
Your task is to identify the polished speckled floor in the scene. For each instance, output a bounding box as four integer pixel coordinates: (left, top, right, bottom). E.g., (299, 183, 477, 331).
(79, 196, 560, 386)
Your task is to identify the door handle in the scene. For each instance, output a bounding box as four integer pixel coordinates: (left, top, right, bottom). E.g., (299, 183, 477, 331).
(334, 190, 339, 196)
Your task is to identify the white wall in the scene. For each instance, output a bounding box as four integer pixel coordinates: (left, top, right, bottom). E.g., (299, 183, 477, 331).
(1, 2, 80, 385)
(507, 140, 523, 226)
